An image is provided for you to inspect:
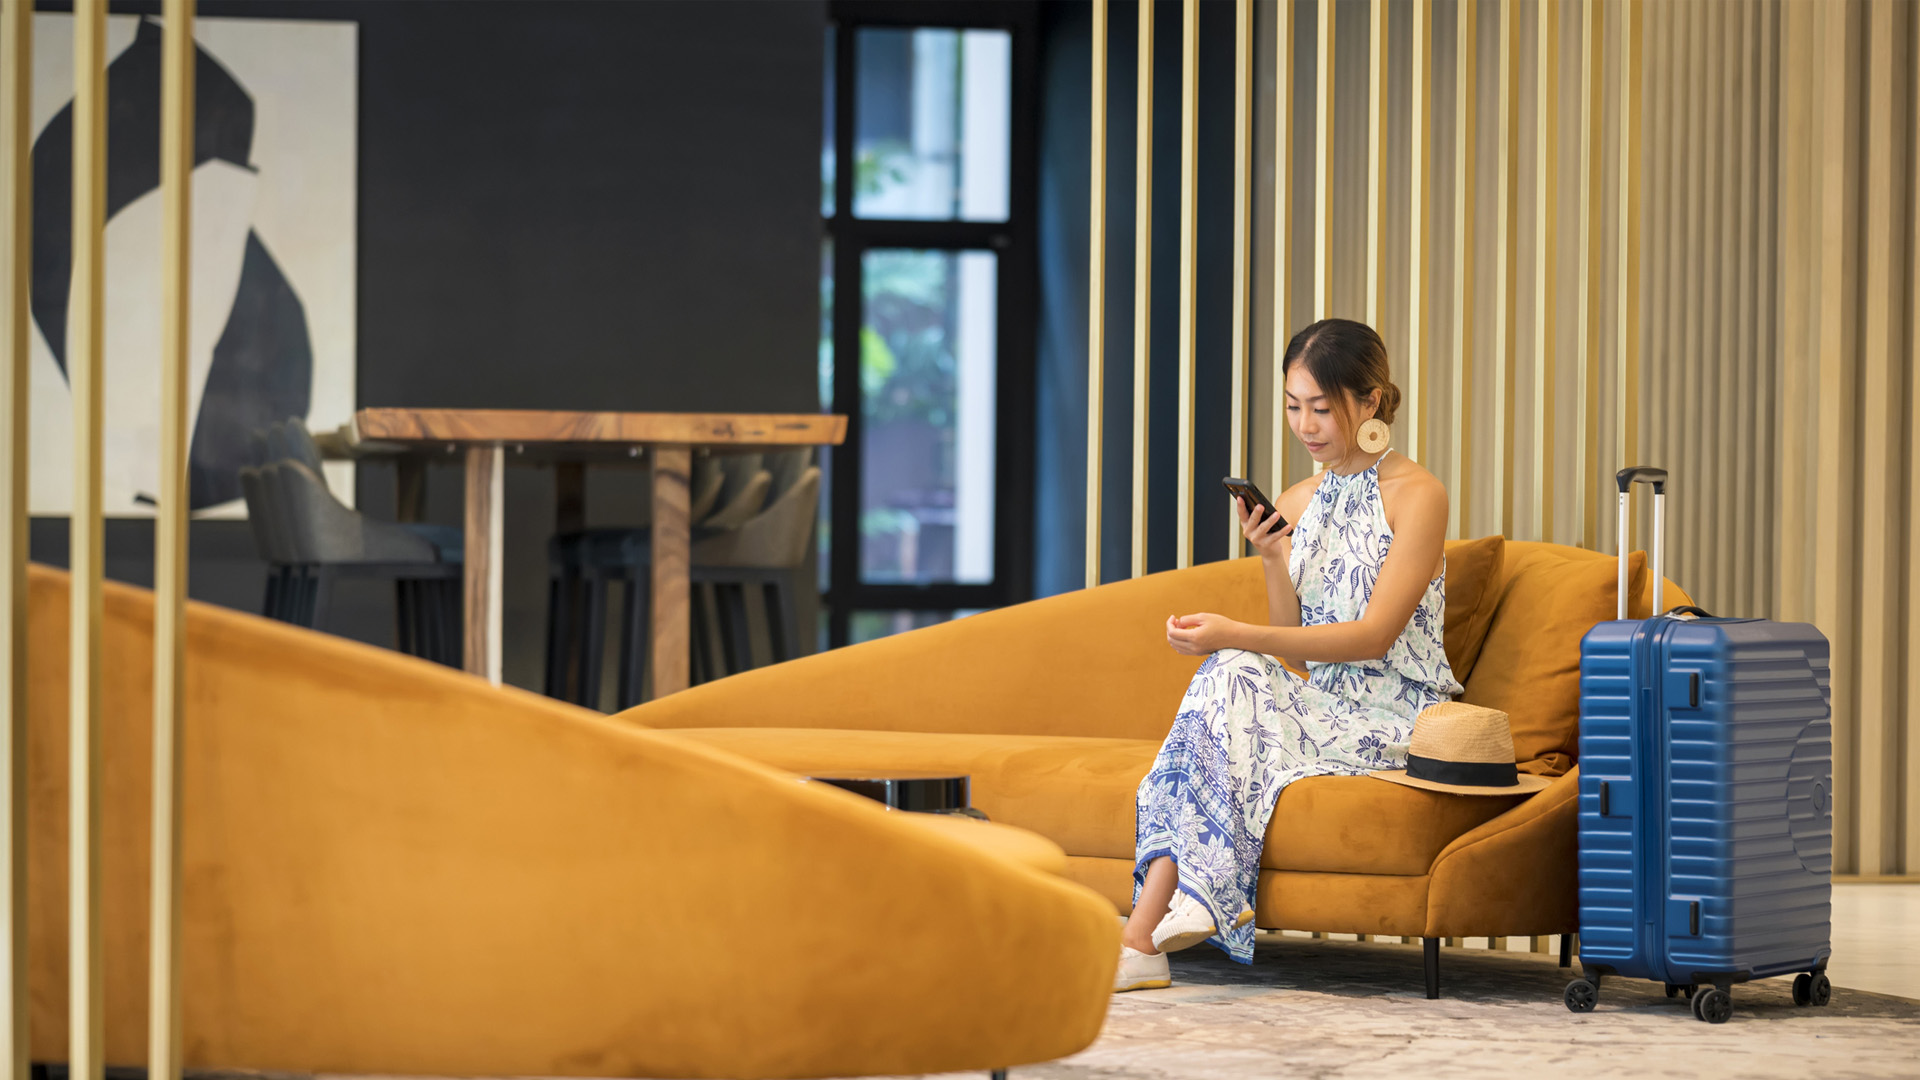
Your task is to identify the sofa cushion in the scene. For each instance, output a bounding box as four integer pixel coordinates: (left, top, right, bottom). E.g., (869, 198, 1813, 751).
(1461, 546, 1647, 777)
(658, 728, 1524, 877)
(1441, 535, 1506, 683)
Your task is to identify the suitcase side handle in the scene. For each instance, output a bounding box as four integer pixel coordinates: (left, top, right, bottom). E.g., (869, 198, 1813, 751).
(1615, 466, 1669, 619)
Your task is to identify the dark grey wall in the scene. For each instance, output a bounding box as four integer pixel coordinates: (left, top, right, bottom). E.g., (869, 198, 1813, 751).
(32, 0, 828, 691)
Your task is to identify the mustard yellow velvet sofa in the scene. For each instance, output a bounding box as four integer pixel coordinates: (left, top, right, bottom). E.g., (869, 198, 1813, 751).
(22, 566, 1117, 1078)
(634, 539, 1694, 990)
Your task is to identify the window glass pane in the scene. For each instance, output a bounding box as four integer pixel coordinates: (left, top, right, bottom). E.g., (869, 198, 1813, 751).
(854, 28, 1011, 221)
(850, 609, 987, 645)
(822, 27, 836, 216)
(860, 249, 997, 585)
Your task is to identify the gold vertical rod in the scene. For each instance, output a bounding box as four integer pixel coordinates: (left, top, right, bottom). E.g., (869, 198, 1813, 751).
(70, 1, 108, 1077)
(1907, 0, 1920, 875)
(1407, 0, 1432, 467)
(0, 2, 28, 1075)
(1648, 0, 1675, 558)
(1776, 0, 1810, 625)
(1272, 0, 1295, 492)
(1364, 0, 1387, 328)
(152, 1, 195, 1076)
(1532, 0, 1559, 543)
(1709, 0, 1734, 604)
(1314, 0, 1335, 320)
(1176, 0, 1199, 569)
(1813, 0, 1861, 873)
(1228, 0, 1253, 560)
(1678, 0, 1706, 593)
(1904, 0, 1920, 868)
(1728, 0, 1755, 616)
(1087, 0, 1108, 590)
(1449, 0, 1478, 539)
(1573, 0, 1602, 552)
(1615, 0, 1641, 560)
(1856, 0, 1904, 876)
(1492, 0, 1519, 539)
(1132, 0, 1154, 580)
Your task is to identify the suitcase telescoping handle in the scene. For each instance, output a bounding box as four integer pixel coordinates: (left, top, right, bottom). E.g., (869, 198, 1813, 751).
(1615, 467, 1669, 620)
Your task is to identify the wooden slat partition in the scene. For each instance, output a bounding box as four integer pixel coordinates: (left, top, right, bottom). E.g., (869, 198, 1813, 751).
(1406, 0, 1431, 468)
(1176, 0, 1199, 570)
(1365, 0, 1387, 329)
(1532, 0, 1559, 544)
(70, 1, 108, 1074)
(1228, 0, 1252, 561)
(1729, 0, 1755, 615)
(1132, 0, 1154, 581)
(1271, 0, 1295, 495)
(1574, 0, 1602, 553)
(150, 2, 194, 1076)
(1491, 0, 1518, 540)
(1856, 0, 1906, 876)
(1614, 0, 1641, 559)
(1448, 0, 1476, 540)
(1314, 0, 1335, 320)
(1908, 0, 1920, 877)
(1085, 0, 1108, 590)
(0, 0, 27, 1071)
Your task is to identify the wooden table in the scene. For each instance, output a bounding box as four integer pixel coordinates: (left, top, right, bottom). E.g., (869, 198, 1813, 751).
(342, 409, 846, 695)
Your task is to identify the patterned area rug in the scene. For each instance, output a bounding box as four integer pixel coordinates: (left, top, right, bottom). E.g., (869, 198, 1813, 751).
(1010, 934, 1920, 1080)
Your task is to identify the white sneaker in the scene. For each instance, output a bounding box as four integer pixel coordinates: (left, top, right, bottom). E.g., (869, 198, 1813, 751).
(1114, 944, 1170, 992)
(1150, 892, 1254, 954)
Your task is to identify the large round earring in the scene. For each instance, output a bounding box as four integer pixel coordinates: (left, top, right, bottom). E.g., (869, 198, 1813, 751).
(1357, 418, 1391, 454)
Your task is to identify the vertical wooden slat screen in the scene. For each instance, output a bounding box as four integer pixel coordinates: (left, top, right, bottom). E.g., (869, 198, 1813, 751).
(1814, 0, 1861, 873)
(1856, 0, 1905, 877)
(1177, 0, 1200, 570)
(1085, 0, 1107, 590)
(1314, 0, 1335, 321)
(0, 1, 27, 1071)
(1228, 0, 1252, 561)
(1614, 0, 1641, 561)
(1132, 0, 1153, 580)
(1448, 0, 1476, 540)
(1574, 0, 1602, 553)
(151, 2, 194, 1076)
(1271, 0, 1294, 495)
(70, 0, 108, 1074)
(1491, 0, 1517, 539)
(1086, 0, 1920, 874)
(1406, 0, 1431, 469)
(1532, 0, 1558, 544)
(1365, 0, 1387, 329)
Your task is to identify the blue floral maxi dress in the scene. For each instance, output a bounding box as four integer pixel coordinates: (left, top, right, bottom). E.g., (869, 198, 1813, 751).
(1133, 454, 1463, 963)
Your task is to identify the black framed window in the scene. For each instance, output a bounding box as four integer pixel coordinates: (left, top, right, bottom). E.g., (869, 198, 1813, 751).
(820, 1, 1038, 649)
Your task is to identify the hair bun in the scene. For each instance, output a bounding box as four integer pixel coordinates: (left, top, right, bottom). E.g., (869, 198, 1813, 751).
(1377, 382, 1402, 426)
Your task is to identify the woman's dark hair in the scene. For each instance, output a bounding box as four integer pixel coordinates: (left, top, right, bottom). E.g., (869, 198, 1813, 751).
(1280, 319, 1400, 436)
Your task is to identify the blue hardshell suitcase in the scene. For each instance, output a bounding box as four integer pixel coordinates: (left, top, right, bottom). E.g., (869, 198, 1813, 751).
(1564, 467, 1834, 1023)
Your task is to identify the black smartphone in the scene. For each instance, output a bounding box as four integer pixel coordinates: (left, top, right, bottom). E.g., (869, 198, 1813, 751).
(1222, 476, 1287, 529)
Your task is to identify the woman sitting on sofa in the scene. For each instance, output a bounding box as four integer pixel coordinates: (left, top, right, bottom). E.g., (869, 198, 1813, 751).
(1116, 318, 1460, 992)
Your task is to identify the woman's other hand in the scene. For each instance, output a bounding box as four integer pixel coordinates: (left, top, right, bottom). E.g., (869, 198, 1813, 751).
(1167, 612, 1243, 656)
(1234, 496, 1294, 561)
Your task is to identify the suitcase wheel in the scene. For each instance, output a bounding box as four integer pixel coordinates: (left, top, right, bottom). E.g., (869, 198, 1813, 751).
(1664, 983, 1682, 998)
(1794, 972, 1832, 1007)
(1692, 986, 1732, 1024)
(1564, 978, 1599, 1013)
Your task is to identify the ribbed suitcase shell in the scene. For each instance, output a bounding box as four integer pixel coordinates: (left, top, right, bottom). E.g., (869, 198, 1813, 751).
(1576, 615, 1833, 987)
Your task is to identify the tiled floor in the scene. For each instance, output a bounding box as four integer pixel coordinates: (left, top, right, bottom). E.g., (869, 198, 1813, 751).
(1828, 883, 1920, 999)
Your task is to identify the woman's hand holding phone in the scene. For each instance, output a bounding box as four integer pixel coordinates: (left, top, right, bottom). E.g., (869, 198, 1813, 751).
(1234, 492, 1294, 561)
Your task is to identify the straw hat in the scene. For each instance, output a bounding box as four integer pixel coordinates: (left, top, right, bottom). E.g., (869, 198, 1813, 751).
(1370, 702, 1552, 796)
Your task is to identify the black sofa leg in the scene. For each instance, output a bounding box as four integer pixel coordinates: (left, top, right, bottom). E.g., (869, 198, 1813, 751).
(1423, 936, 1440, 999)
(1560, 932, 1574, 969)
(991, 1071, 1008, 1080)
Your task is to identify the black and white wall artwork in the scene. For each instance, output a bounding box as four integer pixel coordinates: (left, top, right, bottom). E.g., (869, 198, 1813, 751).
(29, 13, 356, 517)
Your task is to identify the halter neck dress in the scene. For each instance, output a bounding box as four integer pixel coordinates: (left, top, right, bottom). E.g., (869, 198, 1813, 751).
(1132, 451, 1463, 963)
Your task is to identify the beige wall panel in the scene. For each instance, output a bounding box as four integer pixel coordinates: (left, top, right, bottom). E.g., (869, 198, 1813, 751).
(1679, 0, 1708, 598)
(1775, 0, 1812, 625)
(0, 0, 27, 1071)
(1813, 0, 1861, 874)
(1532, 0, 1559, 544)
(1086, 0, 1109, 589)
(1754, 0, 1778, 621)
(1407, 0, 1434, 468)
(1132, 0, 1154, 580)
(1615, 0, 1641, 561)
(1730, 0, 1756, 617)
(1449, 0, 1480, 540)
(1908, 0, 1920, 876)
(1855, 0, 1905, 876)
(1712, 0, 1739, 613)
(1314, 0, 1335, 319)
(1644, 0, 1675, 558)
(1176, 0, 1199, 569)
(1229, 0, 1253, 562)
(1366, 0, 1388, 329)
(1574, 0, 1603, 553)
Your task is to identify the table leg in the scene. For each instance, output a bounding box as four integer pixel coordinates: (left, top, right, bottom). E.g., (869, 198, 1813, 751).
(650, 446, 692, 697)
(395, 455, 427, 523)
(463, 443, 504, 683)
(554, 461, 586, 534)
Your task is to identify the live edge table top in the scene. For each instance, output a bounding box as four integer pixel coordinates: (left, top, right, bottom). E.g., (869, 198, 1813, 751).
(348, 408, 847, 452)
